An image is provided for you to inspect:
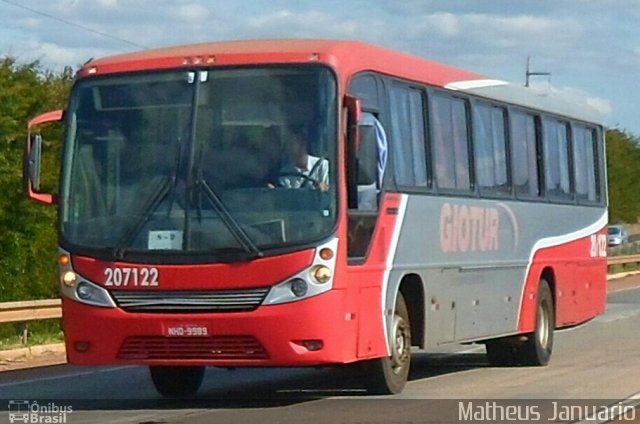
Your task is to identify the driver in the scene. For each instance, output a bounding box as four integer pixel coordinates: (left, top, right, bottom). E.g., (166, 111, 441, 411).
(277, 127, 329, 191)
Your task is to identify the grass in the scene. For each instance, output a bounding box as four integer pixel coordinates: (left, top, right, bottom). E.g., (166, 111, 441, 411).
(0, 319, 64, 351)
(608, 241, 640, 257)
(609, 263, 639, 274)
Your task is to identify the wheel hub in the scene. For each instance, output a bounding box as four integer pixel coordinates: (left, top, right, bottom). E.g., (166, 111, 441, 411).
(537, 302, 550, 348)
(390, 315, 410, 374)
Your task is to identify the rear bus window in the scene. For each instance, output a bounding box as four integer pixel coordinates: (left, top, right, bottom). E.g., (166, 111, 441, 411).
(542, 118, 572, 201)
(572, 124, 599, 203)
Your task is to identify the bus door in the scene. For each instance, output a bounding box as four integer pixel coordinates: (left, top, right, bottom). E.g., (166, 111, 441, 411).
(345, 105, 392, 358)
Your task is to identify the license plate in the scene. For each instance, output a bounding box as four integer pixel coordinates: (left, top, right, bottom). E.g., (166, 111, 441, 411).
(164, 324, 209, 337)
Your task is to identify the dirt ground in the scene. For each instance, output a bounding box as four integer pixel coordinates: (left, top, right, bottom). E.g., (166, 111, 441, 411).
(0, 343, 65, 372)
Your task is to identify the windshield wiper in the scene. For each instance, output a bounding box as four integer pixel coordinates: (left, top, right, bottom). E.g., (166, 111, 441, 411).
(197, 178, 264, 260)
(113, 176, 172, 259)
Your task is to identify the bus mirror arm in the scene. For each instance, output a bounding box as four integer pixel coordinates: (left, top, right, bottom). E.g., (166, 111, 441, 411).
(344, 95, 362, 148)
(25, 110, 64, 205)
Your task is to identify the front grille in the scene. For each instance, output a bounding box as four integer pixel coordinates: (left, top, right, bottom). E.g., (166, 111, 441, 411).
(117, 335, 269, 360)
(111, 288, 269, 313)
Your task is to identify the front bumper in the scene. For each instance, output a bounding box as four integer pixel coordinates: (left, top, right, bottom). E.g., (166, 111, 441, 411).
(62, 289, 360, 367)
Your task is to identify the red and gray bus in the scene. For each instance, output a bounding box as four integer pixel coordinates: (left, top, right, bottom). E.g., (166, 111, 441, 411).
(25, 39, 607, 396)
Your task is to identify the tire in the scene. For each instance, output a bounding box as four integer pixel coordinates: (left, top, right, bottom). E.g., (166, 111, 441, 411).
(517, 279, 554, 366)
(485, 279, 554, 367)
(362, 292, 412, 395)
(149, 366, 205, 398)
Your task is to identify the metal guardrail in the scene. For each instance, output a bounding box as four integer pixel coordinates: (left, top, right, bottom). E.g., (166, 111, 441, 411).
(0, 254, 639, 325)
(607, 254, 640, 271)
(0, 299, 62, 344)
(0, 299, 61, 325)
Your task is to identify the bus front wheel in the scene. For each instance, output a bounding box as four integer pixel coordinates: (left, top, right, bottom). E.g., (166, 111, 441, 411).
(149, 366, 205, 398)
(362, 292, 411, 394)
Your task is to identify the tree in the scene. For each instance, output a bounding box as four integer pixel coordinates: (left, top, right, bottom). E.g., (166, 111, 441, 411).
(605, 129, 640, 224)
(0, 58, 71, 301)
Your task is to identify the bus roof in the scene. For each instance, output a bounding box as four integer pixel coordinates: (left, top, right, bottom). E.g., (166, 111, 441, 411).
(446, 79, 603, 124)
(82, 39, 602, 125)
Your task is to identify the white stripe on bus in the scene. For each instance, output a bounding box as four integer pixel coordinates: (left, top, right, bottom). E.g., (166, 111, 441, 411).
(381, 194, 408, 355)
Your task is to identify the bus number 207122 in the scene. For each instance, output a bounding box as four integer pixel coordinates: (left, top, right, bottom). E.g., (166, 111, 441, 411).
(104, 267, 159, 287)
(590, 234, 607, 258)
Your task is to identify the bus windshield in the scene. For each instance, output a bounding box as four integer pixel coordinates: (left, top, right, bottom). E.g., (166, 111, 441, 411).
(60, 66, 337, 260)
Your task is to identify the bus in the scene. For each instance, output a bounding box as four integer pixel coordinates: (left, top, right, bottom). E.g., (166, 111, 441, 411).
(25, 39, 608, 397)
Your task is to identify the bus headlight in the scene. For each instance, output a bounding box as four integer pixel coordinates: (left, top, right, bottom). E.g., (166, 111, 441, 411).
(76, 282, 94, 300)
(264, 273, 330, 305)
(311, 265, 331, 284)
(72, 280, 115, 308)
(290, 278, 308, 297)
(62, 271, 77, 287)
(262, 238, 338, 306)
(57, 248, 115, 308)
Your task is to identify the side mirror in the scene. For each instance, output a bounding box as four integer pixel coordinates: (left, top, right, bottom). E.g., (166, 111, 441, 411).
(344, 97, 379, 185)
(25, 110, 63, 204)
(345, 97, 383, 209)
(28, 133, 43, 190)
(344, 95, 362, 209)
(356, 123, 378, 186)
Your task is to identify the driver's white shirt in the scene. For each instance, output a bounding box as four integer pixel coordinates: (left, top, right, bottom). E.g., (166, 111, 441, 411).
(281, 155, 329, 188)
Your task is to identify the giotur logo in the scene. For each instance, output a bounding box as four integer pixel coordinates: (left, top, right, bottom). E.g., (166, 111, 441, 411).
(439, 202, 519, 253)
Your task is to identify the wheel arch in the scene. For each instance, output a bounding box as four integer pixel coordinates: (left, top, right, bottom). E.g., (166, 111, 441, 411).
(540, 267, 557, 310)
(397, 273, 426, 349)
(519, 265, 557, 333)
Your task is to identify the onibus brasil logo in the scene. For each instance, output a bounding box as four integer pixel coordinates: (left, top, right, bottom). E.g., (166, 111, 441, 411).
(8, 400, 72, 424)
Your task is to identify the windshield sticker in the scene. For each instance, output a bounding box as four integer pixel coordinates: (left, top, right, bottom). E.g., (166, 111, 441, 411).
(148, 230, 183, 250)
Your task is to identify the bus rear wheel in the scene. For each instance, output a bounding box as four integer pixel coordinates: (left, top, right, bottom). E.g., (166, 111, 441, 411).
(518, 279, 554, 366)
(485, 279, 554, 367)
(149, 366, 205, 398)
(362, 292, 411, 395)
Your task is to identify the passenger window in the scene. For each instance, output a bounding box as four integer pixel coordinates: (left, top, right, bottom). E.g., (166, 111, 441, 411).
(473, 102, 509, 195)
(389, 85, 428, 187)
(430, 94, 470, 191)
(542, 118, 572, 200)
(573, 124, 599, 202)
(349, 74, 381, 109)
(510, 111, 540, 198)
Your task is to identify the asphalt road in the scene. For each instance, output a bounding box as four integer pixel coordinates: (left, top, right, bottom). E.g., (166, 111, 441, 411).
(1, 285, 640, 424)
